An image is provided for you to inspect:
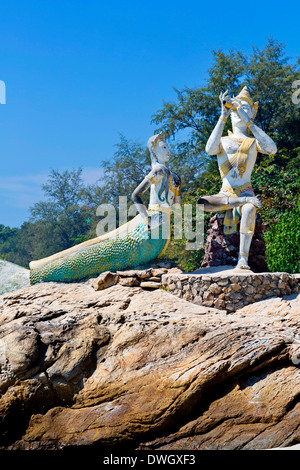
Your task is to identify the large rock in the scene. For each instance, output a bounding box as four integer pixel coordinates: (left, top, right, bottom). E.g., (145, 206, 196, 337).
(201, 213, 268, 272)
(0, 280, 299, 450)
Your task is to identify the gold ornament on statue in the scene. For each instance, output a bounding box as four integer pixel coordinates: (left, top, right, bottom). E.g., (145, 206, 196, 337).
(152, 132, 165, 148)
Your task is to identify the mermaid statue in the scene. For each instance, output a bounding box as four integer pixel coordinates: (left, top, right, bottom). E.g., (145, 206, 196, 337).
(29, 133, 181, 284)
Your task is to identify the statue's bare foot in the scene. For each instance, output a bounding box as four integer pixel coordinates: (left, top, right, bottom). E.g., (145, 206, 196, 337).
(245, 196, 262, 208)
(236, 257, 252, 270)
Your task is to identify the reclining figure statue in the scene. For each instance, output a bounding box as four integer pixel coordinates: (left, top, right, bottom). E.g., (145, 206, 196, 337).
(29, 133, 181, 284)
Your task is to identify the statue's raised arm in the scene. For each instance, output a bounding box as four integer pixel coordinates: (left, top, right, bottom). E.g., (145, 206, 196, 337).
(205, 90, 234, 156)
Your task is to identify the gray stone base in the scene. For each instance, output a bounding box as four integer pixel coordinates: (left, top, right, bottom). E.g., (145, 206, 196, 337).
(161, 265, 299, 312)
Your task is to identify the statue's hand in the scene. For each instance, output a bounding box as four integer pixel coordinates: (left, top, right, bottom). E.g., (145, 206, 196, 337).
(245, 196, 262, 208)
(231, 98, 252, 125)
(219, 90, 233, 119)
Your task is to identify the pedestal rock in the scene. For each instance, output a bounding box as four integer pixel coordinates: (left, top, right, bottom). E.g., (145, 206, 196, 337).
(201, 213, 268, 272)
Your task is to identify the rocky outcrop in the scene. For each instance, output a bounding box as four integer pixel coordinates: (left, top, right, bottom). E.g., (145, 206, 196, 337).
(93, 260, 183, 291)
(0, 279, 300, 450)
(201, 213, 268, 272)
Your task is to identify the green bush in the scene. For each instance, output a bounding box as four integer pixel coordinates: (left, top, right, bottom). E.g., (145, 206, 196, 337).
(252, 165, 300, 230)
(264, 202, 300, 274)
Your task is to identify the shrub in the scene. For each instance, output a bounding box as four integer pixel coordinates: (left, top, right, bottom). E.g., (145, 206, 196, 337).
(264, 202, 300, 273)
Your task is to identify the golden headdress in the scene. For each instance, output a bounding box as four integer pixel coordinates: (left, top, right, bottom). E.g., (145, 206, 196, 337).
(151, 132, 165, 149)
(236, 86, 259, 119)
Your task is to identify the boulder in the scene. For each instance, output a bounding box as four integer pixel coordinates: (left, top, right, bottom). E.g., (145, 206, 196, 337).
(201, 213, 269, 272)
(139, 281, 161, 289)
(93, 271, 119, 290)
(118, 277, 140, 287)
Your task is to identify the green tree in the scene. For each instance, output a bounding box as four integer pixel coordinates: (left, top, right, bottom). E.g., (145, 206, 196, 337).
(30, 168, 93, 256)
(251, 164, 300, 229)
(0, 224, 19, 262)
(82, 135, 150, 209)
(152, 39, 300, 168)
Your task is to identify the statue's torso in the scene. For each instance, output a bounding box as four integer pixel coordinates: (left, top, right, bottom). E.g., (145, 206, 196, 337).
(148, 164, 181, 208)
(217, 136, 258, 188)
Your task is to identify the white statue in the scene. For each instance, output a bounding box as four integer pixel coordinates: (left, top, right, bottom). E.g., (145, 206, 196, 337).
(132, 132, 181, 231)
(198, 86, 277, 269)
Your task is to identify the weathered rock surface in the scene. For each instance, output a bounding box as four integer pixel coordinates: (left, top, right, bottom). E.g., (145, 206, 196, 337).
(93, 260, 183, 291)
(0, 280, 300, 450)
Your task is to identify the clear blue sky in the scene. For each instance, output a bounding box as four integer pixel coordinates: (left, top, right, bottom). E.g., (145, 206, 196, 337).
(0, 0, 298, 227)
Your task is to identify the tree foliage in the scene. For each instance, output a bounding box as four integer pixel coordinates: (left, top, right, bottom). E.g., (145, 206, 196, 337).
(82, 135, 151, 208)
(30, 168, 91, 251)
(152, 38, 300, 168)
(0, 169, 96, 267)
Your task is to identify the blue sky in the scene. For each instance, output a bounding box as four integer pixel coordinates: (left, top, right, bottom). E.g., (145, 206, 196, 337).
(0, 0, 299, 227)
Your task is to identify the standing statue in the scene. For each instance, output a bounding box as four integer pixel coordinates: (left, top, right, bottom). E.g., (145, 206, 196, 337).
(198, 86, 277, 269)
(29, 133, 181, 284)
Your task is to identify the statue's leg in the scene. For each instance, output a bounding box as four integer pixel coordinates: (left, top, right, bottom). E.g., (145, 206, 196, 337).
(237, 202, 256, 269)
(197, 195, 231, 212)
(197, 195, 260, 212)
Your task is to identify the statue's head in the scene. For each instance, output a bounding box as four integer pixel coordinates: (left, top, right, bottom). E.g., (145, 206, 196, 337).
(148, 132, 170, 166)
(231, 86, 259, 129)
